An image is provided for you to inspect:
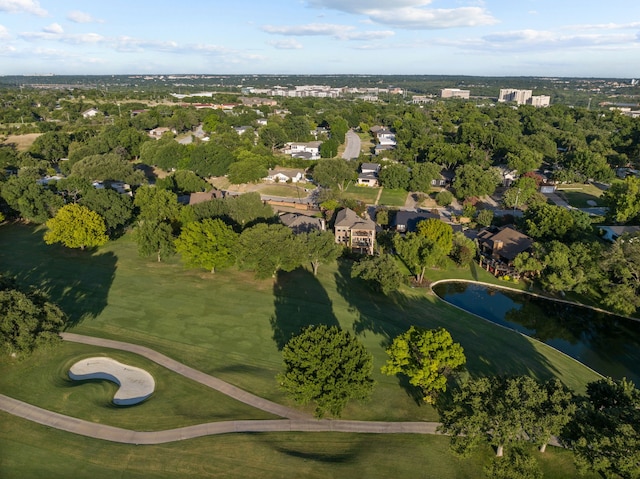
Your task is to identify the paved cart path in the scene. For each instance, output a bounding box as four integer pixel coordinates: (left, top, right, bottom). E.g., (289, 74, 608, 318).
(0, 333, 443, 444)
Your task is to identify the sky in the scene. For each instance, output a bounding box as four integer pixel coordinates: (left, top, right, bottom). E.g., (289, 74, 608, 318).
(0, 0, 639, 78)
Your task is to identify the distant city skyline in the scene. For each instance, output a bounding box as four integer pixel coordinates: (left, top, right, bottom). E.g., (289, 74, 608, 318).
(0, 0, 639, 78)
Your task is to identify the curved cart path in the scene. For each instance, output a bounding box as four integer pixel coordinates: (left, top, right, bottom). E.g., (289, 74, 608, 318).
(0, 333, 443, 444)
(61, 332, 309, 420)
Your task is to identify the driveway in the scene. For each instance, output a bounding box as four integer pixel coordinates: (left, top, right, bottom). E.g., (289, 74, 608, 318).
(342, 130, 361, 159)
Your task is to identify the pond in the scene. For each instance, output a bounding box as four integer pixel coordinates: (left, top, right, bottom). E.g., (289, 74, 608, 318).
(432, 281, 640, 386)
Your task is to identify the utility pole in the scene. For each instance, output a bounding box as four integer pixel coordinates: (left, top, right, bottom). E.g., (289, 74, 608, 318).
(513, 188, 521, 216)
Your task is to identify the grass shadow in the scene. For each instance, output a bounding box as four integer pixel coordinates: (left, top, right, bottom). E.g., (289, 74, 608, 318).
(0, 224, 116, 327)
(270, 268, 340, 350)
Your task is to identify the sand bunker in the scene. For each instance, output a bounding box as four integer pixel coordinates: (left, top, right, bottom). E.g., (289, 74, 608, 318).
(69, 357, 155, 405)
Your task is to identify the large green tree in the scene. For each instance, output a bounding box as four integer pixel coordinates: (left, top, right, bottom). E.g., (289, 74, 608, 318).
(599, 233, 640, 315)
(299, 230, 342, 276)
(278, 325, 374, 418)
(0, 288, 65, 356)
(134, 186, 180, 223)
(382, 326, 466, 403)
(523, 203, 575, 240)
(379, 164, 410, 190)
(565, 377, 640, 479)
(409, 162, 442, 193)
(603, 176, 640, 224)
(453, 164, 501, 199)
(44, 204, 108, 250)
(439, 375, 549, 458)
(312, 159, 356, 192)
(80, 187, 133, 235)
(0, 176, 63, 223)
(351, 254, 404, 295)
(238, 223, 302, 278)
(174, 218, 238, 273)
(134, 220, 175, 262)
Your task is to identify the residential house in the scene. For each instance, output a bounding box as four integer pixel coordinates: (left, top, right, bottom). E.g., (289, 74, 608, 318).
(357, 162, 381, 187)
(279, 212, 325, 234)
(495, 165, 519, 187)
(233, 125, 253, 135)
(81, 107, 100, 119)
(599, 225, 640, 242)
(283, 141, 322, 160)
(188, 190, 225, 205)
(393, 210, 441, 233)
(476, 226, 533, 264)
(334, 208, 376, 255)
(370, 125, 396, 155)
(265, 167, 307, 183)
(431, 169, 455, 187)
(311, 127, 329, 139)
(148, 127, 175, 139)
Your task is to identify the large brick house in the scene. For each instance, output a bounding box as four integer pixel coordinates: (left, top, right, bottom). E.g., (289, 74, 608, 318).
(334, 208, 376, 255)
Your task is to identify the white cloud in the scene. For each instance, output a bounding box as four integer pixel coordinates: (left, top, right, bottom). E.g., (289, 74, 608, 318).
(307, 0, 429, 13)
(262, 23, 394, 41)
(0, 24, 10, 39)
(364, 6, 498, 29)
(267, 39, 303, 49)
(307, 0, 497, 29)
(564, 22, 640, 31)
(67, 10, 103, 24)
(0, 0, 46, 16)
(19, 30, 105, 44)
(42, 23, 63, 34)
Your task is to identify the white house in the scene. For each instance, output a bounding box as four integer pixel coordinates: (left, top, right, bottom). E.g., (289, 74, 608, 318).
(283, 141, 322, 160)
(81, 107, 100, 119)
(265, 167, 307, 183)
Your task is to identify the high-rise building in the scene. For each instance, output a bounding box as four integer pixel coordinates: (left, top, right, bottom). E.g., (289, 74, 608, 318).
(498, 89, 533, 105)
(528, 95, 551, 107)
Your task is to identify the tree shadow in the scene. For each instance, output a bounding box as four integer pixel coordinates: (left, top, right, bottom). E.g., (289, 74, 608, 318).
(270, 268, 340, 350)
(0, 224, 116, 327)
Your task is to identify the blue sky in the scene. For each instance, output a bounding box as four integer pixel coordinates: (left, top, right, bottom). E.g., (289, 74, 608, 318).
(0, 0, 638, 77)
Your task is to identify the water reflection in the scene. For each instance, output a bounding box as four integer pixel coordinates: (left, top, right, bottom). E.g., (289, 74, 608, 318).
(432, 282, 640, 386)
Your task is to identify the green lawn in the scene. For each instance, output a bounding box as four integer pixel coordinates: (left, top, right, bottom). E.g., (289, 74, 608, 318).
(556, 183, 606, 207)
(0, 224, 603, 477)
(0, 412, 597, 479)
(342, 184, 380, 203)
(258, 184, 308, 198)
(378, 188, 408, 207)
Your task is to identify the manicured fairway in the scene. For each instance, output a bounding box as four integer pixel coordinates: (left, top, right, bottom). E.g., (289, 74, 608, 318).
(0, 224, 602, 477)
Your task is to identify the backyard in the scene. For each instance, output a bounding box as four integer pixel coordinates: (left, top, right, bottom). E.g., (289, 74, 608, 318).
(0, 224, 602, 478)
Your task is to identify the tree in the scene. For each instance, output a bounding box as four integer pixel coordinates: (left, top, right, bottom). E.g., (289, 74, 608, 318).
(351, 254, 404, 295)
(565, 377, 640, 479)
(417, 218, 454, 257)
(0, 176, 63, 223)
(409, 162, 441, 193)
(603, 176, 640, 224)
(329, 117, 349, 144)
(299, 230, 342, 276)
(238, 223, 302, 278)
(0, 288, 65, 356)
(227, 160, 268, 185)
(393, 232, 437, 283)
(476, 209, 494, 227)
(226, 192, 274, 228)
(134, 186, 180, 223)
(174, 219, 237, 273)
(439, 375, 547, 458)
(513, 252, 543, 278)
(599, 233, 640, 315)
(80, 187, 133, 235)
(29, 131, 70, 164)
(382, 326, 466, 403)
(450, 232, 477, 266)
(529, 378, 575, 453)
(278, 325, 374, 418)
(70, 153, 145, 184)
(453, 164, 501, 199)
(312, 159, 356, 192)
(435, 189, 454, 207)
(484, 446, 543, 479)
(379, 164, 410, 190)
(320, 138, 339, 158)
(134, 220, 175, 262)
(44, 204, 108, 250)
(523, 203, 575, 240)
